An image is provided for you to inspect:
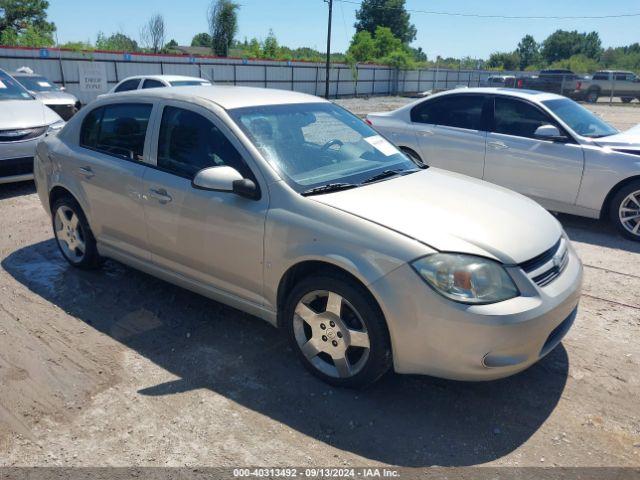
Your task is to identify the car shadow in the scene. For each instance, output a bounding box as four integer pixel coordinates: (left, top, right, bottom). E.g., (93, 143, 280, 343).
(0, 181, 35, 200)
(2, 239, 569, 467)
(558, 213, 640, 253)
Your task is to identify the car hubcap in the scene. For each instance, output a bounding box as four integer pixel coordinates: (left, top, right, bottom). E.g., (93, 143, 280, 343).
(293, 290, 370, 379)
(54, 206, 86, 262)
(619, 190, 640, 237)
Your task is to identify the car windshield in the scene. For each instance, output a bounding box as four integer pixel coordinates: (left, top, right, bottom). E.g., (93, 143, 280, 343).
(169, 80, 211, 87)
(542, 98, 618, 138)
(229, 102, 418, 192)
(15, 75, 60, 92)
(0, 70, 33, 100)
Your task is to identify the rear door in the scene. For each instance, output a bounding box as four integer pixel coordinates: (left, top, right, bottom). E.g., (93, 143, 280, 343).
(410, 94, 488, 178)
(68, 102, 154, 259)
(483, 96, 584, 207)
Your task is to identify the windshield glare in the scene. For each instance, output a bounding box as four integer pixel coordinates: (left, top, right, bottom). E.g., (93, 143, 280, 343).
(15, 75, 59, 92)
(230, 102, 416, 191)
(542, 98, 618, 138)
(0, 70, 33, 100)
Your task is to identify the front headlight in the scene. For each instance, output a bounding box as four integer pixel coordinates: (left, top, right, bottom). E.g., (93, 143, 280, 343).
(411, 253, 519, 304)
(46, 119, 65, 135)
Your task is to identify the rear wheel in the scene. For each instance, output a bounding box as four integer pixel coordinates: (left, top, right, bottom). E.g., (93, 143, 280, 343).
(52, 196, 100, 268)
(610, 181, 640, 241)
(621, 97, 634, 104)
(586, 89, 599, 103)
(284, 274, 392, 388)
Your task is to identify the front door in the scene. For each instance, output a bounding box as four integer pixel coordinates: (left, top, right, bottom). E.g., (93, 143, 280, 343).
(483, 96, 584, 207)
(141, 102, 267, 305)
(410, 93, 488, 178)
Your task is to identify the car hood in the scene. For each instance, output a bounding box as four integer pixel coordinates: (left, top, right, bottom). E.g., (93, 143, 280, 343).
(31, 90, 77, 105)
(312, 168, 562, 264)
(594, 124, 640, 149)
(0, 99, 62, 129)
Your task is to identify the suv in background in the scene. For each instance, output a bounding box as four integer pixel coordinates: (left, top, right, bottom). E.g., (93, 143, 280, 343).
(11, 68, 81, 120)
(579, 71, 640, 103)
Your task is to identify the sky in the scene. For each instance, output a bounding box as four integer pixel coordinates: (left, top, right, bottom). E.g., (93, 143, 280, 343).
(48, 0, 640, 58)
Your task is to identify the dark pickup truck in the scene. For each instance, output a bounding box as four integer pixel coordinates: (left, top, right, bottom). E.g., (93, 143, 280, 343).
(515, 69, 587, 100)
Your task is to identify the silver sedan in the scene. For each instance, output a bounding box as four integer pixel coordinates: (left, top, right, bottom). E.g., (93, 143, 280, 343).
(34, 86, 582, 387)
(366, 88, 640, 241)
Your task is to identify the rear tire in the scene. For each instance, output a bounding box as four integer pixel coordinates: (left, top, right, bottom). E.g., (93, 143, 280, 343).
(52, 196, 101, 268)
(609, 180, 640, 241)
(284, 273, 392, 388)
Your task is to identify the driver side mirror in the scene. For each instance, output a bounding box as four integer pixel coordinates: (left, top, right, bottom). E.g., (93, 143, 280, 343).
(192, 166, 260, 200)
(534, 124, 568, 142)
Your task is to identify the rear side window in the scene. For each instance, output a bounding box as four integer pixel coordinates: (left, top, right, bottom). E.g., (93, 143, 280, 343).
(492, 97, 554, 139)
(114, 79, 140, 92)
(142, 79, 165, 89)
(411, 95, 486, 130)
(79, 103, 152, 160)
(157, 106, 248, 179)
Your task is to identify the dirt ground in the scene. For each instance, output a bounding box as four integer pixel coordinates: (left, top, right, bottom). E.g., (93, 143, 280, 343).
(0, 99, 639, 468)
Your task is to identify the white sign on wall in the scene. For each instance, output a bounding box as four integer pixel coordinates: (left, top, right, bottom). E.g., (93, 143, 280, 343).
(78, 62, 107, 92)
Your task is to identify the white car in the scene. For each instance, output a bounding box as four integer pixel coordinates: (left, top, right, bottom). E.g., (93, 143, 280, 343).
(366, 88, 640, 241)
(0, 68, 65, 184)
(108, 75, 211, 94)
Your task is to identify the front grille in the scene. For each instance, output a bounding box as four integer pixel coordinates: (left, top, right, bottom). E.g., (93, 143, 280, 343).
(520, 238, 569, 287)
(0, 126, 47, 143)
(0, 157, 34, 177)
(47, 104, 76, 120)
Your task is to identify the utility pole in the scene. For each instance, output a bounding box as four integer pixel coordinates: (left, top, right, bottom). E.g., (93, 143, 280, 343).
(325, 0, 333, 99)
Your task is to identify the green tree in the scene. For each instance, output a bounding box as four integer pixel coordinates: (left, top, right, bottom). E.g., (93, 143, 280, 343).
(208, 0, 239, 56)
(246, 37, 261, 58)
(191, 32, 211, 47)
(95, 32, 139, 52)
(381, 49, 414, 69)
(0, 0, 55, 46)
(262, 29, 278, 58)
(373, 26, 403, 58)
(516, 35, 540, 70)
(541, 30, 602, 64)
(346, 30, 376, 62)
(486, 51, 520, 70)
(354, 0, 416, 44)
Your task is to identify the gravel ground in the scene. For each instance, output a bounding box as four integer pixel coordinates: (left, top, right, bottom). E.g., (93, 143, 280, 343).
(0, 98, 639, 468)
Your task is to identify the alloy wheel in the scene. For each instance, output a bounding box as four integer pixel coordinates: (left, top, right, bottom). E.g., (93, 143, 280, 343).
(619, 190, 640, 237)
(293, 290, 370, 379)
(54, 205, 86, 263)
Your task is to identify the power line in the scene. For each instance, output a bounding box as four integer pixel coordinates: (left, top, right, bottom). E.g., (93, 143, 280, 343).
(336, 0, 640, 20)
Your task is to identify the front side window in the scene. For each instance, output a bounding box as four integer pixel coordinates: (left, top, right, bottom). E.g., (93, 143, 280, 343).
(114, 79, 140, 92)
(79, 103, 152, 160)
(0, 70, 32, 101)
(493, 97, 555, 139)
(157, 106, 247, 179)
(542, 97, 618, 138)
(592, 73, 609, 80)
(411, 95, 485, 130)
(230, 102, 417, 191)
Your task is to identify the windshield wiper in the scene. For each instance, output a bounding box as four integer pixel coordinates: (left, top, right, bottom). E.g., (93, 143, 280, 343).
(301, 183, 359, 196)
(361, 169, 418, 185)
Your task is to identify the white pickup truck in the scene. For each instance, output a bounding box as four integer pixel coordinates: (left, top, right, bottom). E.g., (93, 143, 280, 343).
(580, 70, 640, 103)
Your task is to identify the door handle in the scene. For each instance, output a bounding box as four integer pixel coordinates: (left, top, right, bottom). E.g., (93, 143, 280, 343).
(149, 188, 173, 204)
(77, 166, 95, 178)
(488, 141, 509, 150)
(418, 130, 434, 137)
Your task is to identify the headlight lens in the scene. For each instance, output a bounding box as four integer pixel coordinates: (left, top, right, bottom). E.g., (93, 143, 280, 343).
(411, 253, 519, 304)
(46, 119, 65, 135)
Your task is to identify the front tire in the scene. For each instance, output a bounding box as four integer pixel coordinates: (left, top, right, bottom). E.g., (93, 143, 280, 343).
(284, 274, 392, 388)
(610, 181, 640, 241)
(586, 89, 599, 103)
(621, 97, 633, 104)
(52, 196, 101, 268)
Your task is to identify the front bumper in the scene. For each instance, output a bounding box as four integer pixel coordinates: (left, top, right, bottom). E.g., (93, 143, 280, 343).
(370, 243, 583, 381)
(0, 136, 42, 184)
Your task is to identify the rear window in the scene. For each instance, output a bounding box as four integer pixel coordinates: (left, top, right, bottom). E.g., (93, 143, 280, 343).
(80, 103, 153, 161)
(114, 79, 140, 92)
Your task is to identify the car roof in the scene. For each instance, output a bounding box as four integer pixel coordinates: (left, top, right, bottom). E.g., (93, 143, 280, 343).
(99, 85, 329, 109)
(425, 87, 564, 102)
(120, 74, 210, 83)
